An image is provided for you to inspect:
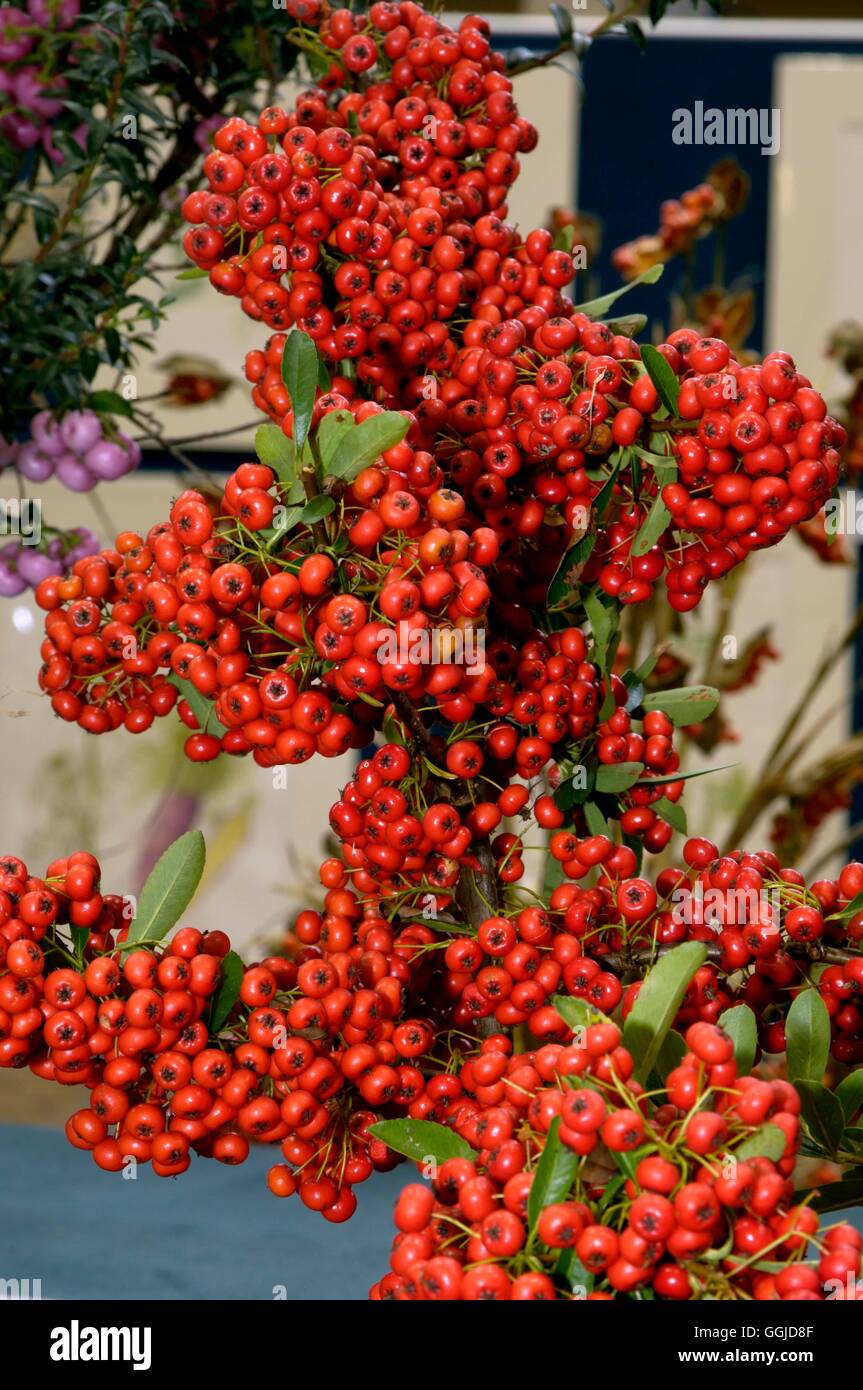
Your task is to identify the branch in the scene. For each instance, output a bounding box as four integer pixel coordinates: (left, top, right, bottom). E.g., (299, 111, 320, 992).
(34, 0, 143, 265)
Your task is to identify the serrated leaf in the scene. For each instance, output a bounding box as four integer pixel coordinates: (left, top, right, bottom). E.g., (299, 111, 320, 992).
(653, 796, 686, 835)
(595, 761, 644, 794)
(796, 1080, 844, 1156)
(368, 1118, 473, 1164)
(733, 1122, 787, 1163)
(529, 1118, 579, 1232)
(281, 330, 319, 448)
(576, 263, 663, 319)
(328, 411, 410, 482)
(123, 831, 206, 949)
(301, 495, 336, 523)
(718, 1004, 757, 1076)
(87, 390, 134, 419)
(630, 490, 671, 557)
(836, 1070, 863, 1124)
(209, 950, 244, 1032)
(623, 942, 707, 1082)
(641, 685, 720, 727)
(786, 989, 831, 1083)
(254, 423, 296, 483)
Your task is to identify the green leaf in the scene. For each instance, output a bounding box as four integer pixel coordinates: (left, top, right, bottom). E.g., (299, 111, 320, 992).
(123, 831, 206, 949)
(641, 685, 720, 727)
(543, 854, 566, 896)
(595, 761, 644, 794)
(786, 989, 831, 1083)
(640, 343, 680, 416)
(368, 1118, 473, 1164)
(575, 263, 663, 319)
(301, 495, 336, 523)
(630, 490, 672, 558)
(584, 589, 615, 670)
(623, 942, 707, 1083)
(635, 761, 738, 787)
(836, 1070, 863, 1124)
(175, 267, 209, 280)
(734, 1123, 787, 1164)
(317, 409, 355, 470)
(317, 356, 331, 392)
(166, 674, 228, 738)
(829, 891, 863, 921)
(255, 423, 296, 483)
(718, 1004, 758, 1076)
(600, 313, 647, 337)
(281, 331, 319, 448)
(555, 1248, 592, 1296)
(87, 389, 134, 419)
(547, 529, 594, 608)
(583, 800, 610, 837)
(653, 796, 687, 835)
(528, 1117, 579, 1233)
(381, 710, 408, 748)
(654, 1028, 686, 1082)
(800, 1174, 863, 1214)
(328, 411, 410, 482)
(209, 950, 244, 1032)
(796, 1080, 844, 1156)
(551, 994, 605, 1032)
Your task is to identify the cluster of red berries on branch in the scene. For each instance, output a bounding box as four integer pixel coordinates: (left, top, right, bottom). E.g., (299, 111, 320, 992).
(373, 1021, 858, 1300)
(6, 0, 863, 1300)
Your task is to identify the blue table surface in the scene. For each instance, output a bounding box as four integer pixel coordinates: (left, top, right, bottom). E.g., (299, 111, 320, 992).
(4, 1124, 860, 1301)
(0, 1124, 407, 1301)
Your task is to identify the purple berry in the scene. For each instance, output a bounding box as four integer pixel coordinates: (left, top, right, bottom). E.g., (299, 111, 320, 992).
(84, 438, 134, 480)
(30, 410, 65, 457)
(0, 560, 27, 597)
(60, 409, 102, 456)
(17, 441, 55, 482)
(55, 453, 95, 491)
(15, 547, 59, 586)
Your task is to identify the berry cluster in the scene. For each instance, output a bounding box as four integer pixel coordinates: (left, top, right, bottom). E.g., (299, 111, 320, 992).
(182, 5, 537, 384)
(372, 1021, 848, 1300)
(15, 410, 141, 490)
(0, 524, 98, 598)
